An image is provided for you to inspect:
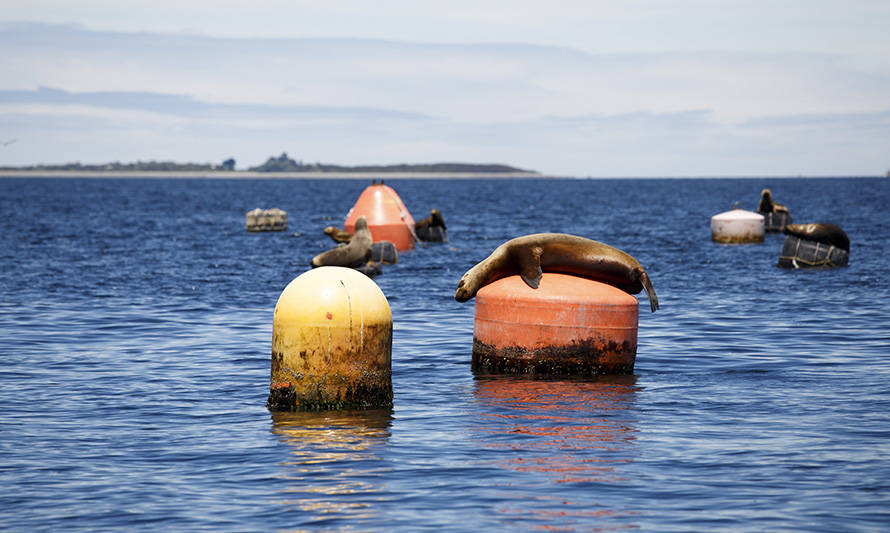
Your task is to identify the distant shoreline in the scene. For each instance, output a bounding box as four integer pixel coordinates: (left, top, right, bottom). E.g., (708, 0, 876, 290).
(0, 170, 547, 179)
(0, 170, 879, 179)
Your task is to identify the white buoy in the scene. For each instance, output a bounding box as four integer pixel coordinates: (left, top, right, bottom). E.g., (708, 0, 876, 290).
(710, 204, 765, 244)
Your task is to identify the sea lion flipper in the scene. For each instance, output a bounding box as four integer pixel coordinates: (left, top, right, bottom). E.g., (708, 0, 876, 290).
(639, 270, 659, 312)
(517, 246, 544, 289)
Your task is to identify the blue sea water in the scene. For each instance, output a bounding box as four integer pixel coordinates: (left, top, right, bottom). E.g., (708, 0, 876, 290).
(1, 176, 888, 531)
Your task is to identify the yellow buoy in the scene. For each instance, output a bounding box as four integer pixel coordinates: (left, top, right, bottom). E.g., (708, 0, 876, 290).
(267, 266, 393, 410)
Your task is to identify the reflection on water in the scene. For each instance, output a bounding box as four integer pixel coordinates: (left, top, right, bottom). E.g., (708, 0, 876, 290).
(270, 409, 393, 523)
(473, 375, 640, 528)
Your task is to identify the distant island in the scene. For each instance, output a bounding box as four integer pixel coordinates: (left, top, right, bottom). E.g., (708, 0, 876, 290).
(250, 152, 533, 173)
(1, 152, 537, 174)
(0, 159, 236, 172)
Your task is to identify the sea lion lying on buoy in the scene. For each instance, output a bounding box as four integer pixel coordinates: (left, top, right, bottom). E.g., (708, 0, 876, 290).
(323, 225, 353, 243)
(414, 208, 448, 242)
(415, 209, 446, 231)
(783, 223, 849, 251)
(454, 233, 659, 312)
(757, 189, 789, 214)
(311, 216, 372, 267)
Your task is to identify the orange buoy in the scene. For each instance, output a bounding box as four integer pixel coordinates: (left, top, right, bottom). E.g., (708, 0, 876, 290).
(344, 183, 416, 251)
(472, 273, 639, 375)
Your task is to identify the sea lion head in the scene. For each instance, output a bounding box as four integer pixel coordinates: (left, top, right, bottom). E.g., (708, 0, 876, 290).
(354, 216, 369, 233)
(454, 273, 473, 302)
(758, 189, 774, 212)
(430, 209, 446, 228)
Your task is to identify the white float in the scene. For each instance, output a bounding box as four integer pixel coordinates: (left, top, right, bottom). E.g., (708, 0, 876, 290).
(710, 204, 764, 244)
(246, 208, 287, 232)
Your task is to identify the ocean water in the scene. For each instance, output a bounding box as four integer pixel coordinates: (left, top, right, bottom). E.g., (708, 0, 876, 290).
(1, 176, 888, 531)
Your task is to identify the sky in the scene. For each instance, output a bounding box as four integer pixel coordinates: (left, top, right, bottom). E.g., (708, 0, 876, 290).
(1, 1, 889, 176)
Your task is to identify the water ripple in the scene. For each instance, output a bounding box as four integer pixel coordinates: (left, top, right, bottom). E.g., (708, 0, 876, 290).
(2, 177, 889, 531)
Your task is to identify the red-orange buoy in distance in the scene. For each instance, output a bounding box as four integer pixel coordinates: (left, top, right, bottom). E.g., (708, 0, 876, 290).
(344, 183, 416, 251)
(472, 273, 639, 375)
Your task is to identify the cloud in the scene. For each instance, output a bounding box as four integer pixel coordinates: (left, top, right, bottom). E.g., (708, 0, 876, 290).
(3, 1, 890, 59)
(4, 23, 888, 123)
(3, 86, 888, 176)
(0, 86, 438, 167)
(1, 23, 888, 175)
(0, 86, 428, 120)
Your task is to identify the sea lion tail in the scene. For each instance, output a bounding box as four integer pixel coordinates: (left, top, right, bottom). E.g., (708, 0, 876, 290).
(639, 270, 659, 312)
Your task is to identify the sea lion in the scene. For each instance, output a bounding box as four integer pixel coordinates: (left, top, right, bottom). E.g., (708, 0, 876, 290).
(323, 225, 353, 243)
(783, 223, 849, 251)
(454, 233, 659, 312)
(415, 209, 447, 231)
(757, 188, 789, 214)
(414, 208, 448, 242)
(311, 216, 372, 267)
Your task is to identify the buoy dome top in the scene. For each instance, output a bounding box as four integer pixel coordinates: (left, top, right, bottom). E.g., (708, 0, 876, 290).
(712, 208, 764, 222)
(345, 184, 416, 228)
(274, 266, 391, 327)
(476, 274, 639, 330)
(479, 273, 638, 307)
